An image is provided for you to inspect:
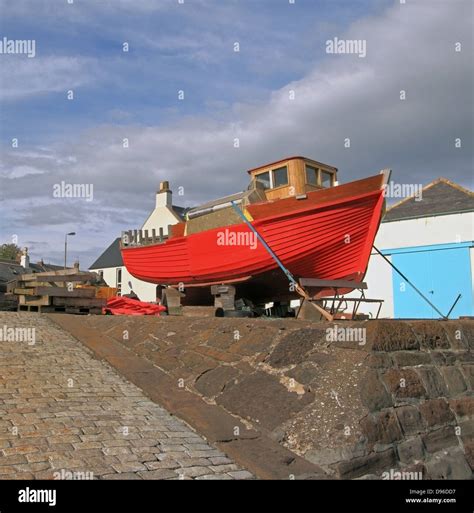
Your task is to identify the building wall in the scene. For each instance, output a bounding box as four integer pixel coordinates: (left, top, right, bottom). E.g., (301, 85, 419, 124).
(141, 190, 181, 236)
(98, 266, 158, 302)
(353, 212, 474, 318)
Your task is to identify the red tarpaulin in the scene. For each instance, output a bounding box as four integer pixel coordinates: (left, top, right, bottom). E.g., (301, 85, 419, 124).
(103, 296, 166, 316)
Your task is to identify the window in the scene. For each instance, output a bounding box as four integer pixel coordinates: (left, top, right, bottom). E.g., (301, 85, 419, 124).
(116, 268, 122, 295)
(305, 165, 318, 185)
(321, 171, 333, 188)
(255, 171, 271, 190)
(272, 166, 288, 187)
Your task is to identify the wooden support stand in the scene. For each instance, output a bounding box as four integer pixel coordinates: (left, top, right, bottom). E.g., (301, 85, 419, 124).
(297, 278, 384, 320)
(161, 287, 185, 316)
(211, 285, 236, 311)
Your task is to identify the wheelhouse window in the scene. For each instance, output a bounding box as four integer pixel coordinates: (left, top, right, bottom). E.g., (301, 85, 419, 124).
(321, 171, 333, 188)
(255, 171, 271, 190)
(272, 166, 288, 188)
(305, 165, 318, 186)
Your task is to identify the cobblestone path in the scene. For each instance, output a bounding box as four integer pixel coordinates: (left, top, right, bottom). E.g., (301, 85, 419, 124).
(0, 312, 253, 480)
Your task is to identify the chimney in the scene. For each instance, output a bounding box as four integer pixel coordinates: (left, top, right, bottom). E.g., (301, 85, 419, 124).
(20, 247, 30, 269)
(73, 260, 80, 270)
(156, 181, 172, 208)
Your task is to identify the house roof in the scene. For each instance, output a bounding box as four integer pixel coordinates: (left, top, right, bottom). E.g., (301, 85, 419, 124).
(0, 259, 68, 283)
(89, 238, 123, 270)
(383, 178, 474, 222)
(173, 205, 188, 219)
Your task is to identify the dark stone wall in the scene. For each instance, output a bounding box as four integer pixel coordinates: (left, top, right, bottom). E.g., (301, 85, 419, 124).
(338, 320, 473, 479)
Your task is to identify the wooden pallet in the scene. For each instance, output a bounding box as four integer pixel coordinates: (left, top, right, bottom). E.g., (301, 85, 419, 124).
(18, 303, 103, 314)
(12, 270, 107, 315)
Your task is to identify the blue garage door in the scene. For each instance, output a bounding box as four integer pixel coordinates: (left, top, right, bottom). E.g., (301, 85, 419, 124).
(390, 242, 474, 319)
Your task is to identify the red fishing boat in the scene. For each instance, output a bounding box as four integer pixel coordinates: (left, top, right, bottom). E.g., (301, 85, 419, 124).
(121, 156, 389, 306)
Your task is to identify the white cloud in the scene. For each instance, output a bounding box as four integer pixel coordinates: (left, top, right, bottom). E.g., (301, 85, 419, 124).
(0, 56, 97, 100)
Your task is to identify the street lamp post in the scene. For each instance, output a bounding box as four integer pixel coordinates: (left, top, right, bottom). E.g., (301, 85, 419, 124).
(64, 232, 76, 269)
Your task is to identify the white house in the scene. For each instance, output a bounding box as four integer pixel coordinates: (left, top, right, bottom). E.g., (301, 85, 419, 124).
(89, 182, 185, 301)
(355, 178, 474, 319)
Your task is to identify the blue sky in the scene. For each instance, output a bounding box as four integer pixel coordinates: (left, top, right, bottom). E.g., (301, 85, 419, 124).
(1, 0, 392, 143)
(0, 0, 472, 267)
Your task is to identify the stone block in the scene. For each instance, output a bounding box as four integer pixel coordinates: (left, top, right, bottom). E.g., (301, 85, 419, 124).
(360, 369, 393, 412)
(383, 369, 427, 400)
(457, 419, 474, 438)
(397, 436, 424, 464)
(422, 426, 459, 453)
(267, 328, 326, 368)
(419, 399, 454, 427)
(463, 440, 474, 470)
(305, 447, 352, 466)
(460, 365, 474, 389)
(416, 367, 448, 398)
(217, 371, 314, 431)
(457, 352, 474, 363)
(440, 367, 467, 395)
(360, 411, 403, 445)
(194, 366, 240, 398)
(392, 351, 432, 368)
(449, 397, 474, 418)
(396, 406, 424, 436)
(337, 448, 396, 479)
(286, 363, 320, 385)
(410, 321, 450, 350)
(367, 353, 392, 369)
(371, 322, 419, 351)
(424, 448, 472, 479)
(455, 321, 474, 350)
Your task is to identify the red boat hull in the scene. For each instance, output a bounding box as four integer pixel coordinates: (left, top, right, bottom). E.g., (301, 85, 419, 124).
(121, 174, 386, 298)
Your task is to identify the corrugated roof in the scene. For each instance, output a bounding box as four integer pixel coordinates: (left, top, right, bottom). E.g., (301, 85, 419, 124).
(384, 178, 474, 222)
(89, 238, 123, 270)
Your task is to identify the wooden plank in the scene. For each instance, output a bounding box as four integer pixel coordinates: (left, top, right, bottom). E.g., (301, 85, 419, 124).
(16, 281, 55, 288)
(21, 268, 82, 281)
(14, 288, 37, 296)
(27, 287, 96, 298)
(52, 297, 106, 307)
(41, 287, 96, 298)
(300, 278, 368, 290)
(19, 295, 51, 306)
(39, 305, 103, 315)
(20, 272, 95, 283)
